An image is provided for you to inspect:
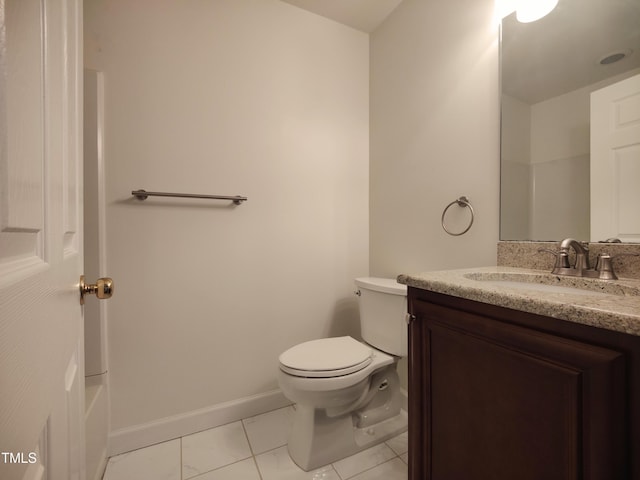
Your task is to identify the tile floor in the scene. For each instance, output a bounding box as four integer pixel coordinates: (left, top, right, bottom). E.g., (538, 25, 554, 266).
(102, 405, 408, 480)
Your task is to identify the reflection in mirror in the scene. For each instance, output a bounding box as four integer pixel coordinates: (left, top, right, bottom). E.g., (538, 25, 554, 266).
(500, 0, 640, 242)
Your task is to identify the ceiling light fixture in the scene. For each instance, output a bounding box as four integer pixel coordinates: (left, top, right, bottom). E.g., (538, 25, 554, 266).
(496, 0, 559, 23)
(515, 0, 559, 23)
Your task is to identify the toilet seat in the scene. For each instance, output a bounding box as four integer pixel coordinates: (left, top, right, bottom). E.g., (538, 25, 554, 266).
(279, 336, 373, 378)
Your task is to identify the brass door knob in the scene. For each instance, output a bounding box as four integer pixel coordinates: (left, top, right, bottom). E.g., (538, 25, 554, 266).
(80, 275, 114, 305)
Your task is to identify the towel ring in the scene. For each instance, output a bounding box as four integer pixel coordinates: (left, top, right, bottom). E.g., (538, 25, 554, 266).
(441, 196, 474, 236)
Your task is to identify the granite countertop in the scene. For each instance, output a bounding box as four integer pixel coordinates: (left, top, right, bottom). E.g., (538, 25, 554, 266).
(397, 266, 640, 336)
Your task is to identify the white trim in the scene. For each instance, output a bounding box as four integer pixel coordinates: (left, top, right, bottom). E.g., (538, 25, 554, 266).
(107, 387, 409, 457)
(85, 377, 109, 480)
(107, 389, 291, 456)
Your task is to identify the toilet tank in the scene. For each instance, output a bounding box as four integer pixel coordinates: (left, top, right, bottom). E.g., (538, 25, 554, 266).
(354, 277, 407, 357)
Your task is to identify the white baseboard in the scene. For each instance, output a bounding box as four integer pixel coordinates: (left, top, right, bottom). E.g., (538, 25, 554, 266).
(107, 387, 409, 458)
(108, 389, 291, 456)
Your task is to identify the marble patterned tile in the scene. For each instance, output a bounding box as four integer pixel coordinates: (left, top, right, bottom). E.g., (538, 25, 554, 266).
(102, 439, 180, 480)
(182, 421, 252, 479)
(242, 405, 294, 454)
(332, 443, 397, 479)
(188, 458, 261, 480)
(255, 445, 341, 480)
(103, 410, 407, 480)
(348, 458, 408, 480)
(385, 431, 408, 456)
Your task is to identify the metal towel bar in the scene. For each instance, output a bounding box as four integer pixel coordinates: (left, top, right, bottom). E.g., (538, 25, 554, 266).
(131, 189, 247, 205)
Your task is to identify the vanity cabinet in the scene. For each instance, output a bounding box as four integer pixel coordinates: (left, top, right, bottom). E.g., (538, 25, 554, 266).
(407, 287, 640, 480)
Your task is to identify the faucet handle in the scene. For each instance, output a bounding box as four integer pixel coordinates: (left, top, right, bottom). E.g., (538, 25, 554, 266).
(594, 253, 639, 280)
(595, 253, 617, 280)
(538, 248, 570, 270)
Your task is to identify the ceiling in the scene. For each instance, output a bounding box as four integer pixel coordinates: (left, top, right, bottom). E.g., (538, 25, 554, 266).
(279, 0, 640, 104)
(502, 0, 640, 104)
(280, 0, 403, 33)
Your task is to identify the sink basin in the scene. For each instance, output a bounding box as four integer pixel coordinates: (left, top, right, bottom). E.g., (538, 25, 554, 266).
(463, 272, 639, 297)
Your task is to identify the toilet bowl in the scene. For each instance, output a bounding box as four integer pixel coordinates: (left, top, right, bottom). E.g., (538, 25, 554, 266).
(277, 278, 408, 471)
(278, 336, 394, 411)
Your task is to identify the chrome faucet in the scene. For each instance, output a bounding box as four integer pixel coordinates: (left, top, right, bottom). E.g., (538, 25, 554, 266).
(539, 238, 591, 277)
(559, 238, 591, 273)
(539, 238, 639, 280)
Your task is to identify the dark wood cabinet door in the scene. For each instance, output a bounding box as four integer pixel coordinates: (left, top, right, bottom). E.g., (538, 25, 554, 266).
(408, 297, 626, 480)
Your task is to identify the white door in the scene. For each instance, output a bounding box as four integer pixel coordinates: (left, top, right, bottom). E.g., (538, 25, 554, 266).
(0, 1, 85, 480)
(591, 73, 640, 242)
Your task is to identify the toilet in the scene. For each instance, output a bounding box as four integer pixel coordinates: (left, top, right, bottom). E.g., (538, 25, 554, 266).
(277, 277, 408, 471)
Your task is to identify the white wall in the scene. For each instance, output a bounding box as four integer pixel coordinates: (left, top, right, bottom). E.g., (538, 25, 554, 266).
(530, 86, 590, 240)
(501, 68, 640, 242)
(501, 86, 594, 241)
(84, 0, 369, 438)
(502, 87, 591, 241)
(501, 94, 531, 239)
(370, 0, 501, 276)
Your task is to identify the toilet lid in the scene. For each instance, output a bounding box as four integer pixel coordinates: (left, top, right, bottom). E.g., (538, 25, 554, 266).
(279, 336, 373, 378)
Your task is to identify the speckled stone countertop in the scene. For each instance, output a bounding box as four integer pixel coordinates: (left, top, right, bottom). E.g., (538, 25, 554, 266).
(397, 266, 640, 336)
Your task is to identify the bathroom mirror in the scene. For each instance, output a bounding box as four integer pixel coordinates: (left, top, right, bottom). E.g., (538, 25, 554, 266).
(500, 0, 640, 242)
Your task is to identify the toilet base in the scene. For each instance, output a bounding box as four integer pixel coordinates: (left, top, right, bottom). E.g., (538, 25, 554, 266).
(286, 405, 408, 471)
